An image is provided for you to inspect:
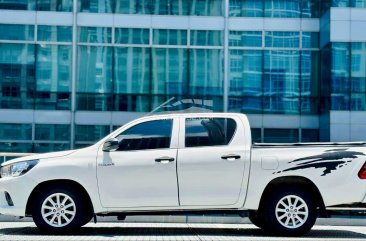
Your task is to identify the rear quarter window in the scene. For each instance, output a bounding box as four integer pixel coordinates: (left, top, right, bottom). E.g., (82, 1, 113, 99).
(185, 118, 237, 147)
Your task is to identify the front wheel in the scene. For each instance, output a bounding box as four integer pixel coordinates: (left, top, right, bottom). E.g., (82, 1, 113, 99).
(262, 188, 317, 236)
(32, 187, 86, 233)
(248, 210, 265, 229)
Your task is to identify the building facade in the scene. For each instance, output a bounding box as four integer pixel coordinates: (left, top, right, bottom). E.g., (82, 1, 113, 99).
(0, 0, 366, 153)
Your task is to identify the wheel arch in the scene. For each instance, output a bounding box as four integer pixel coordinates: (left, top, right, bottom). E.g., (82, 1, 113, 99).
(258, 175, 327, 217)
(25, 179, 94, 217)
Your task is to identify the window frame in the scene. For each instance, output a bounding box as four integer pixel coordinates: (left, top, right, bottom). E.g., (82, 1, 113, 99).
(182, 117, 238, 148)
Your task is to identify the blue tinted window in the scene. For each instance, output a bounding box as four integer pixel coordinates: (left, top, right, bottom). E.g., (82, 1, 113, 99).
(35, 124, 70, 141)
(302, 32, 319, 49)
(0, 0, 35, 10)
(0, 44, 35, 109)
(114, 47, 150, 94)
(301, 51, 319, 97)
(332, 0, 349, 7)
(251, 128, 262, 143)
(301, 97, 319, 114)
(34, 143, 70, 153)
(265, 0, 301, 18)
(153, 29, 187, 45)
(0, 143, 33, 153)
(0, 24, 34, 41)
(331, 43, 350, 93)
(79, 0, 113, 13)
(77, 46, 112, 93)
(115, 0, 152, 14)
(75, 125, 110, 142)
(264, 128, 299, 143)
(77, 46, 113, 111)
(301, 129, 319, 142)
(229, 31, 262, 47)
(351, 43, 366, 93)
(351, 93, 366, 110)
(229, 96, 263, 113)
(230, 50, 263, 96)
(264, 50, 300, 96)
(78, 27, 111, 43)
(38, 25, 72, 42)
(115, 28, 149, 45)
(153, 0, 189, 15)
(352, 0, 366, 7)
(0, 124, 32, 140)
(37, 0, 72, 11)
(265, 31, 300, 48)
(263, 96, 300, 114)
(301, 0, 320, 18)
(151, 48, 188, 95)
(190, 30, 223, 46)
(35, 45, 71, 110)
(36, 45, 71, 92)
(189, 49, 223, 96)
(331, 93, 349, 110)
(190, 0, 223, 16)
(229, 0, 263, 17)
(263, 50, 300, 114)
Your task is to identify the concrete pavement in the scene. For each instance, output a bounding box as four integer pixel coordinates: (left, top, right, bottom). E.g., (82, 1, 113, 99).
(1, 222, 366, 241)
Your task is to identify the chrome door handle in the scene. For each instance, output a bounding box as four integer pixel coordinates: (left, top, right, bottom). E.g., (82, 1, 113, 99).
(155, 156, 175, 164)
(221, 154, 241, 161)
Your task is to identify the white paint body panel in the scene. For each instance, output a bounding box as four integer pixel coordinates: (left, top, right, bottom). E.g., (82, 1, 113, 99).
(245, 146, 366, 210)
(0, 113, 365, 218)
(97, 148, 179, 208)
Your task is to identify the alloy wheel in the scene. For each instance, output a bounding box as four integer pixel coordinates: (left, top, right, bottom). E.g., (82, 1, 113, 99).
(275, 195, 308, 229)
(41, 193, 76, 228)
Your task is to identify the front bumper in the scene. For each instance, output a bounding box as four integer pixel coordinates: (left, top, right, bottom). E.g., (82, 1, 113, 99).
(0, 175, 37, 217)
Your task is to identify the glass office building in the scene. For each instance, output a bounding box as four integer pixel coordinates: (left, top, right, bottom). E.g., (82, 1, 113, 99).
(0, 0, 366, 153)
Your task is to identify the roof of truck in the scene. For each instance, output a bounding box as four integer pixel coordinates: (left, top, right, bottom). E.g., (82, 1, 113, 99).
(144, 111, 247, 119)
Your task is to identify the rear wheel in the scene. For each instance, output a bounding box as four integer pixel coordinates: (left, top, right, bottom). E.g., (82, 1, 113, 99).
(262, 188, 317, 236)
(32, 187, 87, 233)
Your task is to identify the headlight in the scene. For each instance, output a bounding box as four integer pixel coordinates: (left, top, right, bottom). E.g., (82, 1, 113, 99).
(0, 160, 39, 178)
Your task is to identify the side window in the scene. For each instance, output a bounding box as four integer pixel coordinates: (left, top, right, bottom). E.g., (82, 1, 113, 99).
(116, 119, 173, 151)
(185, 118, 237, 148)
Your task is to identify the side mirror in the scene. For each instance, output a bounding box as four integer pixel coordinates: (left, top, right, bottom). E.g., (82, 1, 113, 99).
(103, 138, 119, 152)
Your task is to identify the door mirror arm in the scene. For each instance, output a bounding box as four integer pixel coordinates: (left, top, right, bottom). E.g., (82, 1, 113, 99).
(103, 138, 119, 152)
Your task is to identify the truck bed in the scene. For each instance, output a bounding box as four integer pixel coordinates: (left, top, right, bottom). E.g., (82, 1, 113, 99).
(253, 142, 366, 148)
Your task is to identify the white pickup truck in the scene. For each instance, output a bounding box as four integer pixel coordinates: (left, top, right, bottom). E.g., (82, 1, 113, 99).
(1, 113, 366, 236)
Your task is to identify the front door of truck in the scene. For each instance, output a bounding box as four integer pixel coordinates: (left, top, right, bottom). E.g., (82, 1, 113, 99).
(177, 116, 247, 206)
(97, 118, 179, 208)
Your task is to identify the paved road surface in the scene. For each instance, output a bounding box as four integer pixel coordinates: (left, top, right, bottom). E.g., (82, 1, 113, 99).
(1, 222, 366, 241)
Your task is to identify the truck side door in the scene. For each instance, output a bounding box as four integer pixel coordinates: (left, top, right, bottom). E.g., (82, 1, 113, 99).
(177, 116, 247, 206)
(97, 117, 179, 208)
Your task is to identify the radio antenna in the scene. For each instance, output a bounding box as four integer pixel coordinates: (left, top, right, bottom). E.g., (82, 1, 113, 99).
(146, 97, 176, 116)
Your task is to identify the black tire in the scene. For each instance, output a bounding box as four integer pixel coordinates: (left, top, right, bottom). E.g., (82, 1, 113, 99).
(32, 186, 88, 234)
(261, 188, 317, 236)
(80, 213, 94, 227)
(248, 210, 265, 229)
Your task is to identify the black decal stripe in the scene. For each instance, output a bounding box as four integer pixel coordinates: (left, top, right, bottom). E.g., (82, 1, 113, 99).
(274, 149, 365, 176)
(280, 161, 347, 176)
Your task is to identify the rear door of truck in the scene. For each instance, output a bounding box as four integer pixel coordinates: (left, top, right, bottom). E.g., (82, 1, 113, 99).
(177, 115, 248, 206)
